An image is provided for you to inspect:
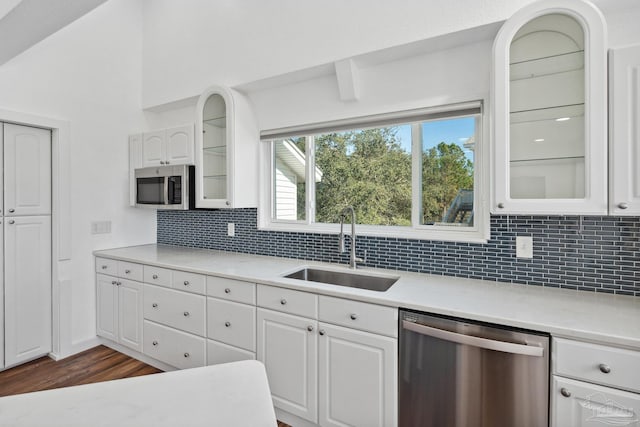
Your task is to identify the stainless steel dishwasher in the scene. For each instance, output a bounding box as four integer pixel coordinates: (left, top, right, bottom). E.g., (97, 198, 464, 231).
(399, 309, 549, 427)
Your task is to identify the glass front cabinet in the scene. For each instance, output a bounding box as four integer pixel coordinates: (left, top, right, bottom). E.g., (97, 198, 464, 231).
(195, 85, 259, 209)
(491, 0, 608, 214)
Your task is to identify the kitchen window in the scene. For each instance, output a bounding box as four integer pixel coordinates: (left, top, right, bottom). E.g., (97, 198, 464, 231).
(259, 102, 489, 243)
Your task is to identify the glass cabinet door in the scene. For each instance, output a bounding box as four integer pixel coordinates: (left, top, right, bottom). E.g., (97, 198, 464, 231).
(202, 94, 227, 201)
(509, 14, 585, 200)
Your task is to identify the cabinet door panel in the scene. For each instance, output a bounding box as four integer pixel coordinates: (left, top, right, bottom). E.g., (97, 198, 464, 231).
(552, 376, 640, 427)
(96, 274, 118, 342)
(207, 339, 255, 366)
(4, 123, 51, 216)
(142, 131, 165, 167)
(165, 125, 194, 165)
(319, 323, 397, 427)
(4, 216, 51, 367)
(118, 279, 143, 352)
(0, 221, 4, 369)
(257, 308, 317, 423)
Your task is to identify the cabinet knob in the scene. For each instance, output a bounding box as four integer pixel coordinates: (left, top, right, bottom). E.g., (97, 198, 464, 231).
(225, 201, 230, 206)
(116, 281, 121, 286)
(125, 269, 131, 274)
(319, 329, 326, 336)
(160, 161, 165, 165)
(307, 325, 313, 332)
(152, 274, 158, 279)
(224, 288, 231, 294)
(280, 299, 287, 305)
(111, 281, 117, 285)
(184, 352, 190, 358)
(8, 208, 14, 213)
(152, 303, 158, 308)
(152, 340, 158, 346)
(497, 203, 504, 209)
(102, 265, 108, 269)
(560, 388, 571, 398)
(350, 313, 357, 320)
(618, 202, 629, 210)
(184, 281, 190, 286)
(8, 220, 14, 224)
(166, 161, 170, 164)
(225, 321, 231, 327)
(183, 311, 190, 317)
(599, 363, 611, 374)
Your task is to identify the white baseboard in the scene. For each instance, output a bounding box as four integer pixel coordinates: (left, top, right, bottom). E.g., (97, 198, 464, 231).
(48, 337, 102, 361)
(275, 408, 319, 427)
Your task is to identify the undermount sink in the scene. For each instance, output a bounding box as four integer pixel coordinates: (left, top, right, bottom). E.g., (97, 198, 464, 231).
(283, 267, 399, 292)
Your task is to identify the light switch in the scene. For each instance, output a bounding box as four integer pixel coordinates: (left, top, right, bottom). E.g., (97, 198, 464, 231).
(516, 236, 533, 259)
(227, 223, 235, 237)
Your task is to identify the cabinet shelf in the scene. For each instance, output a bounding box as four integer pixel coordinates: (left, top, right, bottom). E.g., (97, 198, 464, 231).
(204, 146, 227, 155)
(204, 174, 227, 180)
(510, 50, 584, 81)
(511, 103, 584, 124)
(510, 155, 584, 164)
(204, 117, 227, 128)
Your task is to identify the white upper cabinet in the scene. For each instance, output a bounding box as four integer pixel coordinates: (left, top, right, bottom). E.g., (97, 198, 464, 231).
(4, 123, 51, 216)
(141, 124, 194, 167)
(609, 44, 640, 215)
(195, 85, 259, 209)
(492, 0, 608, 214)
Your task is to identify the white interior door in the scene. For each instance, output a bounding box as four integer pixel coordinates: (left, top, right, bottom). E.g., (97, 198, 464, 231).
(0, 217, 3, 370)
(4, 215, 51, 367)
(3, 123, 51, 216)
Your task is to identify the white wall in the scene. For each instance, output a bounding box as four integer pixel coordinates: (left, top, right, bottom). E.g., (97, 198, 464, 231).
(0, 0, 155, 354)
(141, 0, 542, 109)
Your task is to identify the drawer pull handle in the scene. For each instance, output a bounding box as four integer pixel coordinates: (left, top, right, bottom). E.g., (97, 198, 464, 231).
(560, 388, 571, 398)
(319, 329, 325, 336)
(152, 341, 158, 346)
(350, 313, 357, 320)
(225, 321, 231, 327)
(125, 269, 131, 274)
(153, 274, 158, 279)
(280, 299, 287, 305)
(152, 303, 158, 308)
(224, 288, 231, 294)
(183, 311, 190, 317)
(184, 353, 190, 358)
(599, 364, 611, 374)
(184, 281, 190, 286)
(102, 265, 108, 269)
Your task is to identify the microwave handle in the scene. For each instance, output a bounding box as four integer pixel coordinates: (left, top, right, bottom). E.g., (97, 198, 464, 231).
(164, 177, 169, 205)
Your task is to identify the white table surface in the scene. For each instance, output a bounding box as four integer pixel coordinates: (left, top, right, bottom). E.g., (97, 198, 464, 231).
(0, 360, 277, 427)
(94, 244, 640, 349)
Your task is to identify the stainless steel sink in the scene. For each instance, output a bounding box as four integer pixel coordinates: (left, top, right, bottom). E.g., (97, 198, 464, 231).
(284, 267, 399, 292)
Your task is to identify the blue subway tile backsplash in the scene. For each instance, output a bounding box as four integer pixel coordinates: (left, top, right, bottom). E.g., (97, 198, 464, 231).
(157, 209, 640, 297)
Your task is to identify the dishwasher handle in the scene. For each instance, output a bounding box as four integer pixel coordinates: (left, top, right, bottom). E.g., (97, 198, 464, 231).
(402, 320, 544, 357)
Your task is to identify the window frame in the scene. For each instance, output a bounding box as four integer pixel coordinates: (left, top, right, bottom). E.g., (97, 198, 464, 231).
(258, 101, 490, 243)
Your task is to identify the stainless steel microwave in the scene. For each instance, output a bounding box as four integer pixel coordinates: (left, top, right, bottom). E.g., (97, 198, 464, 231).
(134, 165, 195, 210)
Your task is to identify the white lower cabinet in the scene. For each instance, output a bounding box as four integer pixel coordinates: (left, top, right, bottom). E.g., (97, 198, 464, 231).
(257, 285, 398, 427)
(96, 273, 143, 353)
(551, 337, 640, 427)
(318, 323, 397, 427)
(143, 320, 205, 369)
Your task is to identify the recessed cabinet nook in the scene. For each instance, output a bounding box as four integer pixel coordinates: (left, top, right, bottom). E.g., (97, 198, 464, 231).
(194, 85, 258, 209)
(492, 0, 608, 214)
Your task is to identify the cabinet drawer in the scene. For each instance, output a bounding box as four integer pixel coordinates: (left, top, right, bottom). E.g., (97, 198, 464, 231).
(95, 257, 117, 276)
(144, 285, 206, 336)
(207, 276, 255, 305)
(143, 320, 205, 370)
(207, 298, 256, 351)
(554, 338, 640, 393)
(207, 340, 255, 366)
(172, 271, 206, 295)
(118, 261, 143, 282)
(257, 285, 317, 318)
(144, 266, 172, 287)
(319, 295, 398, 338)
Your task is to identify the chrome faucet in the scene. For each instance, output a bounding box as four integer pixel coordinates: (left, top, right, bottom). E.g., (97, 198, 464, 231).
(338, 206, 364, 269)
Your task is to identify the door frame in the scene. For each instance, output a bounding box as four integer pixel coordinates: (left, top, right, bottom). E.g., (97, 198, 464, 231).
(0, 108, 71, 360)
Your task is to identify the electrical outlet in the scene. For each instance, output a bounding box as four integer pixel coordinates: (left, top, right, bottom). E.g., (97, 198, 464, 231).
(91, 221, 112, 235)
(516, 236, 533, 259)
(227, 223, 235, 237)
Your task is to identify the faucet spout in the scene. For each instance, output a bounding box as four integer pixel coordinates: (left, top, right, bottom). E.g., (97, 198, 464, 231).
(338, 206, 363, 269)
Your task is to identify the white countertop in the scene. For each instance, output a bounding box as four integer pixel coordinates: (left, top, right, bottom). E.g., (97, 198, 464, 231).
(94, 244, 640, 349)
(0, 360, 277, 427)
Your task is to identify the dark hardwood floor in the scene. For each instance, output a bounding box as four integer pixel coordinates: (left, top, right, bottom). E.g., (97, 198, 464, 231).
(0, 345, 161, 397)
(0, 345, 292, 426)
